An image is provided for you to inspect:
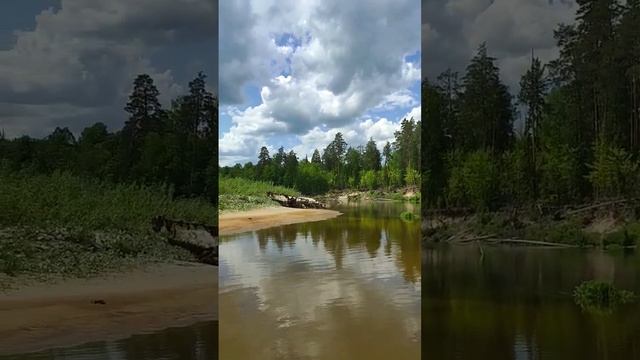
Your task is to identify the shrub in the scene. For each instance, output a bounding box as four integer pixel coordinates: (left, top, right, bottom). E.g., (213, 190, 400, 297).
(573, 280, 636, 314)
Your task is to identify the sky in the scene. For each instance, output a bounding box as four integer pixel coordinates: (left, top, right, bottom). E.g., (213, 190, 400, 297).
(423, 0, 578, 93)
(0, 0, 217, 139)
(218, 0, 421, 166)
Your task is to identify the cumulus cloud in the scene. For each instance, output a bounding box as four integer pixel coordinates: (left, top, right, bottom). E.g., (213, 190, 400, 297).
(404, 106, 421, 123)
(0, 0, 217, 138)
(424, 0, 576, 90)
(290, 117, 401, 161)
(219, 0, 420, 165)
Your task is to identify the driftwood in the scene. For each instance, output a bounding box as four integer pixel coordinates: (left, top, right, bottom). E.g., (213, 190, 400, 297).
(460, 237, 577, 248)
(267, 192, 326, 209)
(454, 234, 497, 243)
(151, 216, 218, 266)
(565, 199, 634, 216)
(487, 238, 577, 247)
(552, 198, 640, 220)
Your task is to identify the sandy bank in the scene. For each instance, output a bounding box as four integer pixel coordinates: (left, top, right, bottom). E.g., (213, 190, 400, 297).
(0, 262, 217, 355)
(219, 206, 342, 236)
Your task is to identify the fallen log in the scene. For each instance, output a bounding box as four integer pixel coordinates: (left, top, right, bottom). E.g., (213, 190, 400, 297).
(483, 238, 577, 248)
(151, 216, 218, 266)
(267, 192, 326, 209)
(565, 198, 634, 216)
(454, 234, 497, 243)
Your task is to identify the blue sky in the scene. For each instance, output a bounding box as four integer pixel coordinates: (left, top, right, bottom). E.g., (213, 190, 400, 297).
(218, 0, 421, 166)
(0, 0, 216, 138)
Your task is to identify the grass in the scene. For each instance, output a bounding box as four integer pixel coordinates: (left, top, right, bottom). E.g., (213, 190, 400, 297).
(573, 280, 636, 314)
(0, 171, 216, 231)
(0, 171, 216, 286)
(219, 177, 299, 212)
(400, 211, 418, 222)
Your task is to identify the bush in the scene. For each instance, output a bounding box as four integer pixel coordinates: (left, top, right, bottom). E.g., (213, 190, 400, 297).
(360, 170, 378, 190)
(219, 177, 299, 211)
(0, 171, 216, 231)
(573, 280, 636, 314)
(540, 143, 581, 204)
(447, 150, 498, 210)
(296, 163, 330, 195)
(587, 143, 639, 199)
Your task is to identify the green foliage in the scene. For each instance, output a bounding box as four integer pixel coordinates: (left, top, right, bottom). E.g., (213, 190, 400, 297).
(499, 140, 532, 203)
(400, 211, 417, 222)
(360, 170, 378, 190)
(602, 223, 640, 248)
(404, 167, 420, 188)
(587, 143, 639, 199)
(0, 172, 216, 231)
(0, 72, 218, 205)
(219, 177, 299, 212)
(539, 143, 581, 204)
(296, 163, 330, 195)
(447, 150, 497, 210)
(423, 2, 640, 210)
(573, 281, 636, 314)
(0, 171, 212, 281)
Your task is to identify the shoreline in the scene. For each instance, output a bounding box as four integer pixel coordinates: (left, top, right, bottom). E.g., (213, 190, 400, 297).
(0, 262, 217, 355)
(219, 206, 342, 236)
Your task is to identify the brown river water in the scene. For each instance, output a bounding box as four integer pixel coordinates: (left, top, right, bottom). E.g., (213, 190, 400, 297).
(423, 245, 640, 359)
(219, 201, 421, 360)
(0, 321, 217, 360)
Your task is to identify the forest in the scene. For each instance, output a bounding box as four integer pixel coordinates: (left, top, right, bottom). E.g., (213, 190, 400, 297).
(219, 117, 421, 196)
(0, 72, 219, 205)
(422, 0, 640, 211)
(1, 72, 219, 280)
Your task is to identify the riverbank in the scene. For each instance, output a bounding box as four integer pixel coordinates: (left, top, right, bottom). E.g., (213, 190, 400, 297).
(219, 177, 299, 212)
(0, 172, 217, 282)
(424, 200, 640, 248)
(318, 187, 420, 204)
(219, 207, 342, 235)
(0, 262, 217, 355)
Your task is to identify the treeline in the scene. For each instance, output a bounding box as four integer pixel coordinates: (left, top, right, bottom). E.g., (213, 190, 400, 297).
(0, 72, 218, 204)
(423, 0, 640, 210)
(220, 118, 420, 195)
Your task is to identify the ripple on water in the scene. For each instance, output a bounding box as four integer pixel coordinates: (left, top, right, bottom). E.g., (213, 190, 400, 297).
(220, 202, 421, 360)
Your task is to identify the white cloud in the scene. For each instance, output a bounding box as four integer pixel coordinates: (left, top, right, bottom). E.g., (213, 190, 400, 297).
(374, 90, 419, 111)
(219, 0, 420, 165)
(219, 115, 403, 166)
(290, 117, 401, 163)
(403, 106, 421, 123)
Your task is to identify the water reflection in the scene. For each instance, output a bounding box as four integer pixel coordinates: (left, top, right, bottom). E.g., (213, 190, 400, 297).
(423, 245, 640, 359)
(0, 321, 218, 360)
(220, 201, 421, 359)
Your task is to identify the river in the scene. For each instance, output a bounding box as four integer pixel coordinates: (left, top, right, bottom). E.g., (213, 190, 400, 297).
(423, 245, 640, 359)
(0, 321, 218, 360)
(219, 201, 421, 359)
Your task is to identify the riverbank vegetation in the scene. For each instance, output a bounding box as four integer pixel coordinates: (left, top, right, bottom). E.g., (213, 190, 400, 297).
(423, 1, 640, 245)
(573, 280, 636, 314)
(219, 177, 299, 212)
(220, 118, 420, 196)
(0, 171, 217, 287)
(0, 73, 218, 283)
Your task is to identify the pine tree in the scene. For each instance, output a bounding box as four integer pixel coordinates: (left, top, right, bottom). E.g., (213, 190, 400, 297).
(459, 43, 514, 153)
(518, 54, 547, 199)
